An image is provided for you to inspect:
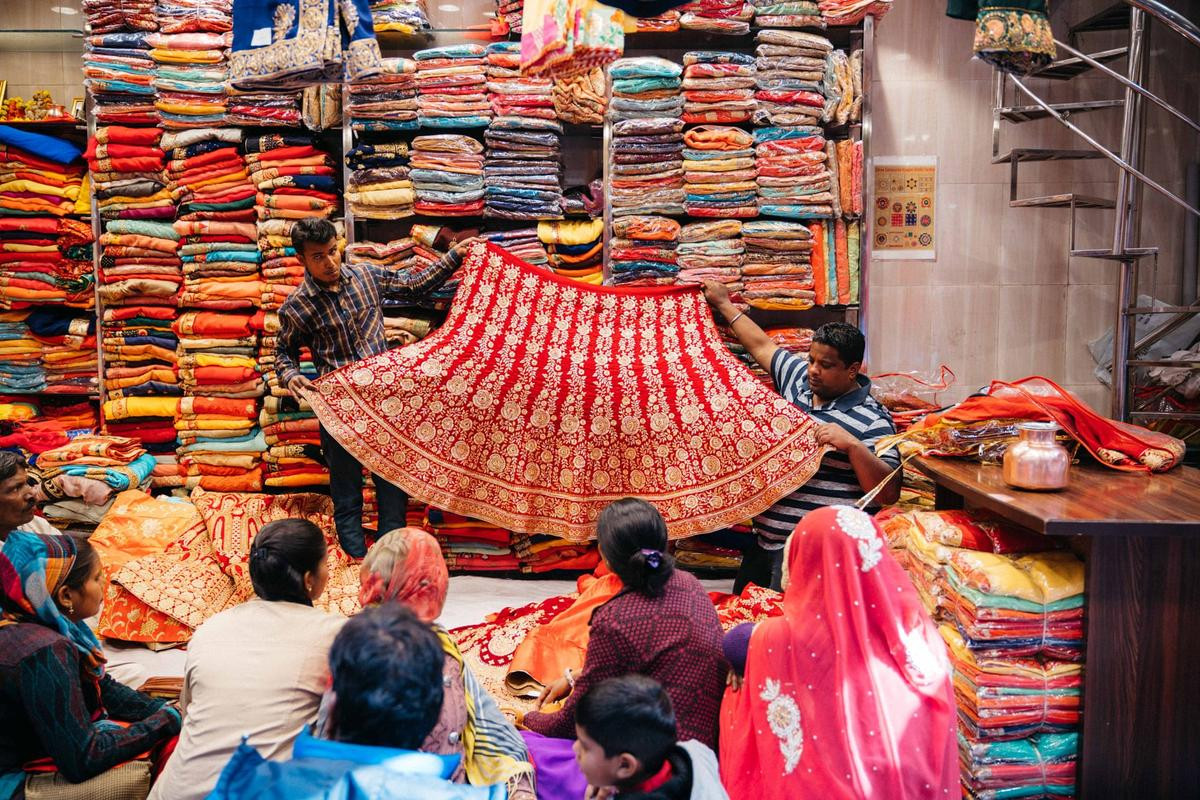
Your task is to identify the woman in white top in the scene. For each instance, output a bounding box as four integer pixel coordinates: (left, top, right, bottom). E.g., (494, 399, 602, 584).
(148, 518, 346, 800)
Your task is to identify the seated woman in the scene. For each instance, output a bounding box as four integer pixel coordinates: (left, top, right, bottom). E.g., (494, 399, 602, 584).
(148, 519, 346, 800)
(210, 604, 494, 800)
(0, 533, 180, 798)
(324, 527, 535, 799)
(522, 498, 727, 748)
(719, 505, 957, 798)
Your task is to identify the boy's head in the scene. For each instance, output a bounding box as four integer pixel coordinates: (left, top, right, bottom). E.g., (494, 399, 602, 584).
(808, 321, 866, 401)
(328, 603, 445, 749)
(291, 216, 340, 287)
(574, 675, 677, 791)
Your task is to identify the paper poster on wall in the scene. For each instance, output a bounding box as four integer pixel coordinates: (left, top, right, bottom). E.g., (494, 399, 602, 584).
(871, 156, 936, 260)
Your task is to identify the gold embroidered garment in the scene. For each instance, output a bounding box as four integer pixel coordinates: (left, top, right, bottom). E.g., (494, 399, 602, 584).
(310, 242, 825, 539)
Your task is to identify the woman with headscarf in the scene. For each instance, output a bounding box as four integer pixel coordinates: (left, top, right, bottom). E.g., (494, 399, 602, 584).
(0, 533, 181, 798)
(148, 519, 346, 800)
(719, 505, 958, 799)
(330, 526, 535, 800)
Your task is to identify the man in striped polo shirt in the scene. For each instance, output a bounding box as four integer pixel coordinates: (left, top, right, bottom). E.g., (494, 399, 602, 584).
(703, 282, 901, 592)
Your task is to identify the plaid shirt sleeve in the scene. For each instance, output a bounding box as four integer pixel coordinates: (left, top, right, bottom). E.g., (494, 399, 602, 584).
(368, 247, 464, 303)
(274, 304, 306, 389)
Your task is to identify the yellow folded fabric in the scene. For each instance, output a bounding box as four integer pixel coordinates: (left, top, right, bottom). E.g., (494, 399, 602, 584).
(537, 218, 604, 246)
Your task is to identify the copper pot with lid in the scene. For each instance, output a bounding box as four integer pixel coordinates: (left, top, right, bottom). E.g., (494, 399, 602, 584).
(1002, 422, 1071, 491)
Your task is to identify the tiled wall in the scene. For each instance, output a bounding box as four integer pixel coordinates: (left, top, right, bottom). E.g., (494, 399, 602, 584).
(868, 0, 1198, 413)
(0, 1, 85, 109)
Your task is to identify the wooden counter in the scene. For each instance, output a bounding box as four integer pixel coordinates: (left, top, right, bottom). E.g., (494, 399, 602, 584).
(913, 457, 1200, 798)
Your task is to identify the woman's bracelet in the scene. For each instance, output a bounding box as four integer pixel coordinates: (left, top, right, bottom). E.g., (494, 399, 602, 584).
(727, 311, 746, 327)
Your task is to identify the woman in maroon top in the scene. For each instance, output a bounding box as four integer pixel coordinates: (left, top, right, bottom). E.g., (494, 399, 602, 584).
(522, 499, 727, 748)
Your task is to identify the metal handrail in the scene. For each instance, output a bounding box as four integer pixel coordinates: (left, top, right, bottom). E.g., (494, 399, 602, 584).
(1008, 75, 1200, 220)
(1126, 0, 1200, 49)
(1052, 39, 1200, 135)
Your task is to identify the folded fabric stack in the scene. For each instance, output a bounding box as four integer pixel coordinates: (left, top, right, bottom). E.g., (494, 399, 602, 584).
(679, 0, 754, 34)
(346, 141, 414, 219)
(348, 58, 419, 132)
(493, 0, 525, 35)
(258, 221, 306, 312)
(682, 125, 757, 218)
(173, 311, 265, 402)
(752, 0, 822, 27)
(486, 42, 554, 121)
(608, 57, 683, 121)
(957, 726, 1079, 800)
(346, 237, 416, 275)
(610, 117, 685, 219)
(511, 533, 600, 573)
(101, 306, 179, 404)
(635, 10, 682, 31)
(807, 218, 860, 305)
(102, 396, 180, 485)
(552, 69, 607, 124)
(736, 219, 815, 310)
(371, 0, 432, 33)
(0, 215, 94, 309)
(426, 507, 521, 573)
(415, 44, 491, 129)
(485, 228, 549, 268)
(609, 215, 680, 286)
(32, 434, 156, 512)
(823, 49, 862, 127)
(176, 395, 266, 492)
(819, 0, 892, 25)
(824, 138, 863, 218)
(673, 533, 744, 573)
(411, 135, 485, 216)
(0, 312, 46, 393)
(83, 4, 159, 125)
(675, 220, 744, 286)
(682, 51, 757, 125)
(537, 219, 602, 284)
(384, 310, 438, 346)
(484, 118, 564, 220)
(88, 125, 174, 225)
(0, 398, 98, 462)
(27, 308, 98, 394)
(226, 88, 303, 127)
(754, 29, 832, 128)
(261, 394, 328, 488)
(0, 128, 88, 218)
(148, 21, 231, 129)
(754, 127, 833, 220)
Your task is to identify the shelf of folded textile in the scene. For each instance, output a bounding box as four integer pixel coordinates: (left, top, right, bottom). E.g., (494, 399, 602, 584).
(30, 434, 157, 531)
(912, 457, 1200, 796)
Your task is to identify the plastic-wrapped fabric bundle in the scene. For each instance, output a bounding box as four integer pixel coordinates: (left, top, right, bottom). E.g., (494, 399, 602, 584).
(682, 51, 757, 125)
(682, 125, 757, 218)
(820, 0, 892, 25)
(678, 0, 754, 34)
(410, 135, 485, 216)
(487, 42, 555, 121)
(484, 118, 564, 220)
(415, 44, 491, 128)
(346, 57, 417, 131)
(753, 127, 833, 221)
(148, 3, 232, 129)
(83, 6, 161, 125)
(751, 0, 823, 27)
(346, 143, 414, 219)
(608, 215, 680, 286)
(371, 0, 432, 34)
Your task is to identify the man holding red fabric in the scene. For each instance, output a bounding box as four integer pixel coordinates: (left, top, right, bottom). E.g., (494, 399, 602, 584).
(275, 218, 478, 558)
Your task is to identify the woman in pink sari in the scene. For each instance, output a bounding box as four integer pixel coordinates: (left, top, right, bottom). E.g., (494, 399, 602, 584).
(719, 505, 957, 799)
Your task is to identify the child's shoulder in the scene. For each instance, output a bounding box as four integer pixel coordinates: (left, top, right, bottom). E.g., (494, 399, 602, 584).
(677, 741, 729, 800)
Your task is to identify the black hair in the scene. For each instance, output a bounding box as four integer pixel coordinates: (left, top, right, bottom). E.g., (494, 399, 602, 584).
(329, 603, 445, 749)
(576, 675, 677, 772)
(0, 451, 27, 483)
(248, 519, 326, 606)
(596, 498, 674, 598)
(62, 537, 100, 593)
(812, 321, 866, 366)
(290, 216, 338, 255)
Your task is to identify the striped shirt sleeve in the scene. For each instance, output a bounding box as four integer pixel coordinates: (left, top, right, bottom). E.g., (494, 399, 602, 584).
(770, 347, 808, 404)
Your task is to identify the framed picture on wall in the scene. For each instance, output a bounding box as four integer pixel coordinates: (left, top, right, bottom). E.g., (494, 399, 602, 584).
(71, 97, 84, 119)
(0, 81, 6, 104)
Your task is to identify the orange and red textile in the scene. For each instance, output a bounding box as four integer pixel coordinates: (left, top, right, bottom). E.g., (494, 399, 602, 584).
(310, 242, 825, 540)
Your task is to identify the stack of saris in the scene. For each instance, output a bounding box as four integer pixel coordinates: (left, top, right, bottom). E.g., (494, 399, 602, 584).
(257, 221, 306, 312)
(675, 220, 744, 287)
(347, 58, 418, 132)
(487, 228, 549, 268)
(552, 69, 606, 124)
(537, 219, 602, 284)
(682, 52, 757, 125)
(0, 129, 88, 218)
(610, 117, 685, 219)
(683, 125, 757, 218)
(148, 13, 232, 129)
(484, 117, 564, 220)
(426, 507, 521, 573)
(415, 45, 491, 128)
(411, 135, 485, 216)
(172, 312, 265, 401)
(609, 214, 680, 286)
(83, 4, 159, 125)
(101, 306, 181, 401)
(609, 57, 683, 121)
(511, 532, 601, 573)
(27, 308, 99, 394)
(754, 42, 827, 128)
(226, 88, 303, 127)
(752, 0, 822, 26)
(346, 141, 415, 219)
(261, 394, 329, 489)
(0, 312, 45, 393)
(486, 42, 553, 120)
(101, 397, 181, 487)
(96, 219, 182, 309)
(755, 127, 833, 220)
(957, 728, 1079, 800)
(672, 533, 743, 573)
(678, 0, 754, 34)
(88, 126, 175, 224)
(31, 434, 156, 524)
(371, 0, 432, 34)
(176, 396, 266, 492)
(808, 218, 859, 305)
(735, 220, 816, 310)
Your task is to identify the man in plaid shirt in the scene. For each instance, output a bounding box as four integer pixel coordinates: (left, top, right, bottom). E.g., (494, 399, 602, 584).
(276, 217, 479, 557)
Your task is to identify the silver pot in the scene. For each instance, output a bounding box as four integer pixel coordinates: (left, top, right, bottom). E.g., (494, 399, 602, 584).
(1002, 421, 1070, 491)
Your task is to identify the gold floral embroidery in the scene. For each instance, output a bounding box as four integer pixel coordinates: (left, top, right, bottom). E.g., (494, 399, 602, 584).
(273, 3, 297, 43)
(338, 0, 359, 33)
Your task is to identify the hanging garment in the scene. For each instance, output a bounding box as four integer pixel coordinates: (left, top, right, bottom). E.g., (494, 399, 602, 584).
(308, 242, 825, 539)
(947, 0, 1054, 75)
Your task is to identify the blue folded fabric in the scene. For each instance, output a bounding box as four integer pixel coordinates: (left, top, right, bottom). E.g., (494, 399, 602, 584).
(419, 115, 491, 128)
(759, 204, 832, 219)
(754, 125, 824, 143)
(0, 125, 82, 164)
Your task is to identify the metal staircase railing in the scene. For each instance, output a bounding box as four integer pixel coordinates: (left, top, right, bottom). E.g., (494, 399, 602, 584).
(991, 0, 1200, 423)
